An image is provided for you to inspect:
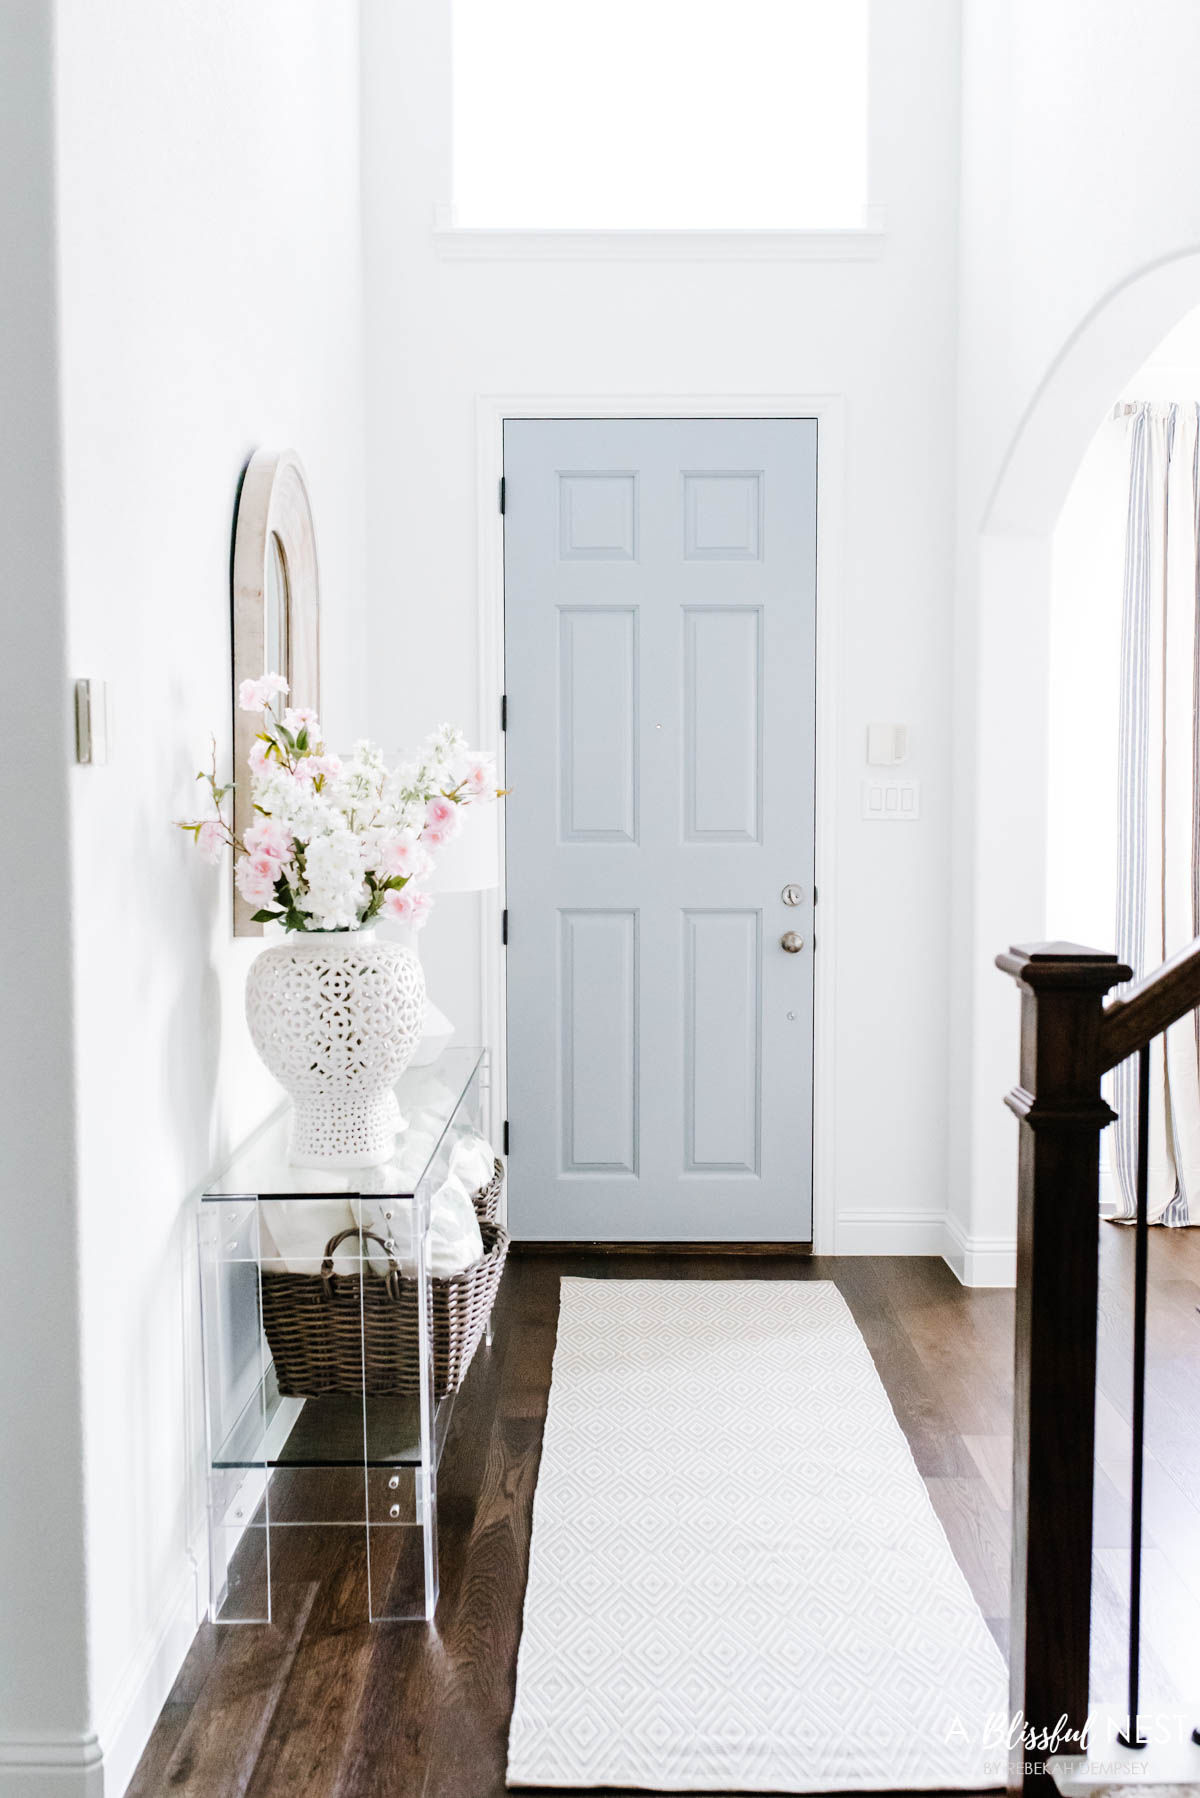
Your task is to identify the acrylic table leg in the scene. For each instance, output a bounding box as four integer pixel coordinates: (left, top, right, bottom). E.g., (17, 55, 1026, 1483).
(414, 1180, 439, 1622)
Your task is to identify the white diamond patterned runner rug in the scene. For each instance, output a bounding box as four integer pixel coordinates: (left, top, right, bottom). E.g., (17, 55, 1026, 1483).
(507, 1279, 1008, 1791)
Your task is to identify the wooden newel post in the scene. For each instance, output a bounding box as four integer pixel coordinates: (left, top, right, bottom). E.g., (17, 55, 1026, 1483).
(996, 943, 1131, 1795)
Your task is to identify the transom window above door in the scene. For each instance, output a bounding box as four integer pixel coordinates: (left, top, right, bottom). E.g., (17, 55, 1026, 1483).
(450, 0, 869, 232)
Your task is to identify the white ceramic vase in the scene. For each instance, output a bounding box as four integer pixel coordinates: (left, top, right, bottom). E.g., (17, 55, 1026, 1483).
(244, 927, 426, 1169)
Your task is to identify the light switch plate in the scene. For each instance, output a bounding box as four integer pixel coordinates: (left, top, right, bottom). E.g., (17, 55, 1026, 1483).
(862, 777, 920, 820)
(75, 678, 110, 765)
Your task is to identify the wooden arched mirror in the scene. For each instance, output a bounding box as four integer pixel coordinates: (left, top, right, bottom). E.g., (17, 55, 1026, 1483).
(231, 449, 320, 934)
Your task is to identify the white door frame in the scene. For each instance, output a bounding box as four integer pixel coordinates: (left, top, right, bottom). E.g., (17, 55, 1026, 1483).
(475, 392, 844, 1253)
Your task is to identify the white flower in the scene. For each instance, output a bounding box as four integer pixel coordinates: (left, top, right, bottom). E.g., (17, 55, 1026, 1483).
(300, 829, 368, 930)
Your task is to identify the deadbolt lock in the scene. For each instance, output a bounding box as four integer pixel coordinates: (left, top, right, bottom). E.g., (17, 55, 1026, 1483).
(781, 883, 804, 907)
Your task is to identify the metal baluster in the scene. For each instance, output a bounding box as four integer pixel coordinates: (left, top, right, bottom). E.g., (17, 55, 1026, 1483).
(1118, 1042, 1151, 1751)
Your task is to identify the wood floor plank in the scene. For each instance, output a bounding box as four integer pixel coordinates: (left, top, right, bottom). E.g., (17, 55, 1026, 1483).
(333, 1292, 520, 1798)
(151, 1582, 317, 1796)
(420, 1414, 545, 1798)
(964, 1434, 1013, 1513)
(925, 1476, 1011, 1620)
(242, 1551, 377, 1798)
(1088, 1555, 1182, 1710)
(1091, 1463, 1143, 1551)
(895, 1297, 1014, 1437)
(1097, 1546, 1200, 1703)
(852, 1292, 980, 1477)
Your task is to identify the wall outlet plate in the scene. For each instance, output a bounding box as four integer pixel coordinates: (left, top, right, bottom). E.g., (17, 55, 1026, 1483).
(861, 776, 919, 820)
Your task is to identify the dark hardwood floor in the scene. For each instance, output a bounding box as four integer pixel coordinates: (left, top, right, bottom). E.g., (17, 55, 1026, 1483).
(130, 1231, 1200, 1797)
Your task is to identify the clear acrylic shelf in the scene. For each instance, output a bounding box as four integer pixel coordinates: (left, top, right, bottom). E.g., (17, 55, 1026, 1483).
(198, 1048, 488, 1624)
(203, 1047, 486, 1199)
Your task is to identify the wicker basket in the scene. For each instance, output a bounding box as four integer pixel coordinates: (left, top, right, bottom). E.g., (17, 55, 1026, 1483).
(473, 1158, 505, 1226)
(261, 1221, 508, 1402)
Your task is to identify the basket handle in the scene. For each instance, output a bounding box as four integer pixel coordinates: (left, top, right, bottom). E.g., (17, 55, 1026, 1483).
(320, 1227, 403, 1302)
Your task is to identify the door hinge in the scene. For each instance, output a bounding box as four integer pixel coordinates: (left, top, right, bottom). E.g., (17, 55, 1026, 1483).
(503, 1119, 510, 1157)
(813, 885, 818, 904)
(501, 907, 508, 945)
(499, 475, 506, 515)
(500, 693, 507, 732)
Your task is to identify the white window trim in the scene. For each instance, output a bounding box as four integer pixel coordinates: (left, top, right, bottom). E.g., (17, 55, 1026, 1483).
(434, 204, 887, 263)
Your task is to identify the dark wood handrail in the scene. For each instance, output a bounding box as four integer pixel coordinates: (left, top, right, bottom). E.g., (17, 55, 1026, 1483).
(996, 933, 1200, 1793)
(1099, 935, 1200, 1071)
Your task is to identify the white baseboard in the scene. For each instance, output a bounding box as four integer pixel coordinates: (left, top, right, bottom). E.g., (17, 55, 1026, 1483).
(834, 1207, 949, 1256)
(97, 1535, 206, 1798)
(943, 1213, 1017, 1287)
(0, 1737, 103, 1798)
(0, 1535, 206, 1798)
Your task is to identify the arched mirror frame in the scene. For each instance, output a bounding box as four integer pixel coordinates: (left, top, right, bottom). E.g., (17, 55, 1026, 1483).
(231, 448, 320, 935)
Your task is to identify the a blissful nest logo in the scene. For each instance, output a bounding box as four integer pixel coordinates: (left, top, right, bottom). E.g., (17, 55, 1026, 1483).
(947, 1709, 1199, 1779)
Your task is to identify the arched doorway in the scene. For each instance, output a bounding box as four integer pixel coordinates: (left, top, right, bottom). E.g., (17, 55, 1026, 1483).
(952, 250, 1200, 1278)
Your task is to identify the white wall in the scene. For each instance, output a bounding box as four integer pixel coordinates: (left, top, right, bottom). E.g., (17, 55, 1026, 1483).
(950, 0, 1200, 1280)
(361, 0, 964, 1257)
(1044, 419, 1126, 950)
(0, 4, 367, 1792)
(0, 3, 93, 1780)
(1045, 310, 1200, 1216)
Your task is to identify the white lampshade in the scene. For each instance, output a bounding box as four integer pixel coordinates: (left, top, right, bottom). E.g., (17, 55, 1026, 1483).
(423, 801, 500, 894)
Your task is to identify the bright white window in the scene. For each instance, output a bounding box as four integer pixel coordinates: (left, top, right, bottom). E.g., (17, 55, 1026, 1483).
(451, 0, 869, 231)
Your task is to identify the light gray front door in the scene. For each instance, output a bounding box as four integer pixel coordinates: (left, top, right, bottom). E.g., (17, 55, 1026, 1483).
(504, 418, 816, 1241)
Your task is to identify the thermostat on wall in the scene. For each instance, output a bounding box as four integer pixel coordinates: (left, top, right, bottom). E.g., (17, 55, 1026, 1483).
(867, 722, 909, 764)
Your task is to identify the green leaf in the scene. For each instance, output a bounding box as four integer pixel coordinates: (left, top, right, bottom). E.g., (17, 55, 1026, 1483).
(296, 727, 309, 752)
(251, 909, 283, 923)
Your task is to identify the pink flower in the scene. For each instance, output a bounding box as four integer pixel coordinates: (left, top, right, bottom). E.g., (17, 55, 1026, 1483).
(282, 707, 320, 737)
(381, 887, 417, 924)
(244, 819, 293, 861)
(235, 856, 276, 908)
(295, 754, 343, 783)
(383, 886, 433, 929)
(238, 673, 289, 713)
(382, 838, 434, 882)
(462, 756, 495, 798)
(197, 820, 226, 864)
(420, 796, 461, 851)
(248, 737, 276, 776)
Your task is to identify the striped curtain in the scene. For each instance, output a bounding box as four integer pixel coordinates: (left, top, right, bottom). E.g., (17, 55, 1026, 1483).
(1113, 403, 1199, 1225)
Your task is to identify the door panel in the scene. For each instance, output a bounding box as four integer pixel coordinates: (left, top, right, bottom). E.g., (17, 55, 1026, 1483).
(684, 909, 761, 1173)
(504, 417, 816, 1242)
(560, 908, 639, 1174)
(558, 607, 639, 842)
(683, 605, 763, 841)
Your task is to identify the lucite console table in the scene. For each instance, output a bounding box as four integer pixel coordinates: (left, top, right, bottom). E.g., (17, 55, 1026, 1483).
(199, 1047, 487, 1624)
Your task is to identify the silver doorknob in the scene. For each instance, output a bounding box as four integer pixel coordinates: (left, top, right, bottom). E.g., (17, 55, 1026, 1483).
(781, 931, 804, 953)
